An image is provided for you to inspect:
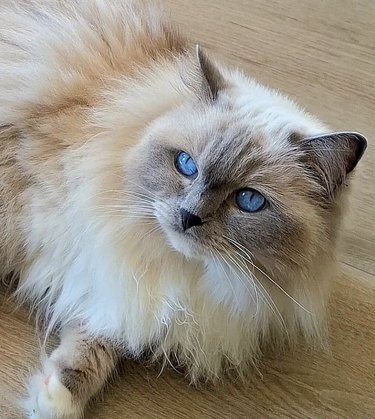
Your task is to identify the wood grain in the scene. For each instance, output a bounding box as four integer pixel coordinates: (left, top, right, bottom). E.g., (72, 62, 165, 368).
(1, 0, 374, 417)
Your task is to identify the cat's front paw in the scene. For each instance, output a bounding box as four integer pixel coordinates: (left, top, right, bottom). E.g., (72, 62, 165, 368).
(23, 364, 81, 419)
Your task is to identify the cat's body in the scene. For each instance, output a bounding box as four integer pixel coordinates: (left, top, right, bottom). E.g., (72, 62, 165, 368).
(0, 1, 366, 418)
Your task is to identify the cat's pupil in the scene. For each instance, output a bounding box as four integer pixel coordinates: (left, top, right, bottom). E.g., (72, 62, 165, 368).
(236, 189, 266, 213)
(175, 151, 198, 177)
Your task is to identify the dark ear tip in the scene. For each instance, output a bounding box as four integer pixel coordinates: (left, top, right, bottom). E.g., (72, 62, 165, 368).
(195, 44, 226, 100)
(351, 132, 368, 162)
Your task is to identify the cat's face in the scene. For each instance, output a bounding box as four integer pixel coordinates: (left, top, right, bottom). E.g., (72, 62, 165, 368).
(129, 101, 315, 273)
(125, 50, 366, 276)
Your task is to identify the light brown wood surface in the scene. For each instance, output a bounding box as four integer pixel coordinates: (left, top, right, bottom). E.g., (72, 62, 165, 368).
(1, 0, 374, 418)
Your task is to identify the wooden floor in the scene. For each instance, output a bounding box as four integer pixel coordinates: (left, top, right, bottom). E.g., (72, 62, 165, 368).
(1, 0, 375, 418)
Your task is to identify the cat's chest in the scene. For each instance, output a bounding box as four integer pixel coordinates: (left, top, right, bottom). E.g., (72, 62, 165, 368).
(81, 247, 204, 341)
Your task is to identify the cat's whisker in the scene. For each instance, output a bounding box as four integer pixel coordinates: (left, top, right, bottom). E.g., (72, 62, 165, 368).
(221, 236, 287, 329)
(106, 214, 156, 220)
(92, 190, 154, 205)
(254, 263, 310, 314)
(228, 251, 288, 332)
(97, 203, 154, 208)
(108, 216, 156, 221)
(92, 183, 159, 206)
(220, 251, 258, 306)
(122, 195, 154, 205)
(95, 213, 156, 220)
(126, 181, 169, 205)
(217, 252, 269, 322)
(127, 181, 160, 199)
(221, 250, 284, 328)
(96, 204, 155, 212)
(228, 251, 261, 318)
(123, 190, 154, 200)
(98, 196, 154, 204)
(99, 196, 153, 206)
(105, 213, 156, 219)
(97, 205, 155, 213)
(104, 212, 156, 219)
(225, 236, 311, 315)
(227, 247, 260, 304)
(210, 251, 240, 306)
(99, 208, 155, 214)
(224, 236, 254, 257)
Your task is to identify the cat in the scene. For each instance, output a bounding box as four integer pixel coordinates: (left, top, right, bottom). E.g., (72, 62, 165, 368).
(0, 0, 367, 418)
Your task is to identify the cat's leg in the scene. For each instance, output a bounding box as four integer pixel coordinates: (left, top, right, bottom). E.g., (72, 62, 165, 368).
(24, 327, 120, 419)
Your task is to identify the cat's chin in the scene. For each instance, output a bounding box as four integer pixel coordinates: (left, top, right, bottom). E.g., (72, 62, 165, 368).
(162, 228, 206, 259)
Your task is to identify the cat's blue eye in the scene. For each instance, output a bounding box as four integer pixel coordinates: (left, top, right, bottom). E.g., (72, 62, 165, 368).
(175, 151, 198, 177)
(235, 189, 266, 213)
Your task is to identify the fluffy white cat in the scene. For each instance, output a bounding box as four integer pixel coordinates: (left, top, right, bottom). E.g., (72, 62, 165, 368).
(0, 1, 366, 417)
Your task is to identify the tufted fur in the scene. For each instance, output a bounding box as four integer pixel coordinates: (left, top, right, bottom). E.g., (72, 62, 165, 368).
(0, 1, 366, 417)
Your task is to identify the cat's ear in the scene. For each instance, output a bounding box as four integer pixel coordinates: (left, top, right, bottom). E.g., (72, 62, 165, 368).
(299, 131, 367, 200)
(196, 45, 226, 100)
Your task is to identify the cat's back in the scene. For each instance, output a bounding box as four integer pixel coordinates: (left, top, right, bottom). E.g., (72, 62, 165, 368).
(0, 0, 187, 121)
(0, 0, 185, 125)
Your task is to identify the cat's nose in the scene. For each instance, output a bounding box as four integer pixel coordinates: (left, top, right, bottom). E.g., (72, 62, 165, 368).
(180, 208, 203, 230)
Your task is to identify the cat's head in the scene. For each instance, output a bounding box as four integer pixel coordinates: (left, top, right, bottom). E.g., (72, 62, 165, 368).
(125, 47, 367, 278)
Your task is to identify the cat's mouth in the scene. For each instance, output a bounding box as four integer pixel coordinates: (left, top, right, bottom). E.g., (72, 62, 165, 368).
(166, 229, 206, 258)
(156, 219, 207, 258)
(153, 204, 209, 258)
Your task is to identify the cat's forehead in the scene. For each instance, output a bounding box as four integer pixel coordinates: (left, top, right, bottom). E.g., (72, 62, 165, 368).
(152, 93, 325, 186)
(164, 98, 326, 192)
(183, 105, 295, 165)
(176, 99, 305, 154)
